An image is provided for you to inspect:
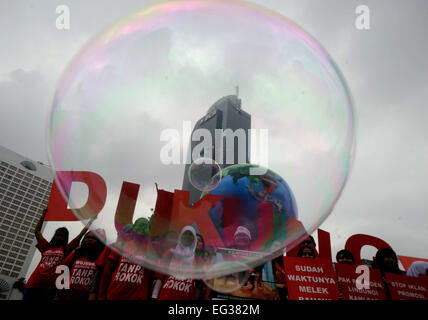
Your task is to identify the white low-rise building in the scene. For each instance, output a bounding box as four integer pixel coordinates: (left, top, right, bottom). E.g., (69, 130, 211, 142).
(0, 145, 53, 300)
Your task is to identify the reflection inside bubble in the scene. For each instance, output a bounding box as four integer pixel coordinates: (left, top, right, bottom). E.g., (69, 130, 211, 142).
(48, 0, 355, 280)
(204, 270, 249, 294)
(188, 157, 222, 192)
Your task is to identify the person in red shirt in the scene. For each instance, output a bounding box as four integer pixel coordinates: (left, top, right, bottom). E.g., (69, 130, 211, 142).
(99, 249, 152, 300)
(273, 255, 288, 300)
(336, 249, 355, 265)
(155, 275, 198, 300)
(194, 233, 215, 266)
(23, 208, 94, 300)
(56, 230, 105, 300)
(88, 245, 111, 300)
(297, 245, 317, 259)
(153, 226, 203, 300)
(98, 220, 152, 300)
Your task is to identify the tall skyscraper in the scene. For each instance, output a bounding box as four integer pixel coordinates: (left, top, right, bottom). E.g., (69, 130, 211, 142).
(0, 145, 53, 300)
(182, 95, 251, 205)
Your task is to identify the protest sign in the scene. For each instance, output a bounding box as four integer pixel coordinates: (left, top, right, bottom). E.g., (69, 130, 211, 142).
(335, 263, 387, 300)
(284, 256, 339, 300)
(385, 272, 428, 300)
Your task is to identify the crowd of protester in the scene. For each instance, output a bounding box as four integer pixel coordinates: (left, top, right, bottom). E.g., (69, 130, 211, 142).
(23, 209, 428, 301)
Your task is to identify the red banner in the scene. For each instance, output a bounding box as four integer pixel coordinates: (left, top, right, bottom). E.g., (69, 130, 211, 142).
(398, 255, 428, 271)
(283, 256, 339, 300)
(385, 273, 428, 300)
(335, 264, 387, 300)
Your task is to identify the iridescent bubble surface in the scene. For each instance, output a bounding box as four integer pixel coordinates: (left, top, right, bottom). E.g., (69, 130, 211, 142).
(188, 157, 222, 192)
(48, 0, 356, 279)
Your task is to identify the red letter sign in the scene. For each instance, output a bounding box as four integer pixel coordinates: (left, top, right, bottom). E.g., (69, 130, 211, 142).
(46, 171, 107, 221)
(345, 234, 392, 265)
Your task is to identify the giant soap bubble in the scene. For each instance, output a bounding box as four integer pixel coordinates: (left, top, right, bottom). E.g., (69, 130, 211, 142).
(188, 157, 222, 192)
(48, 0, 356, 280)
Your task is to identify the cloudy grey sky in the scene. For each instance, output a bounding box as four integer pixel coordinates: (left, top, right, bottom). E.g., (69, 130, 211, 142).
(1, 0, 427, 277)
